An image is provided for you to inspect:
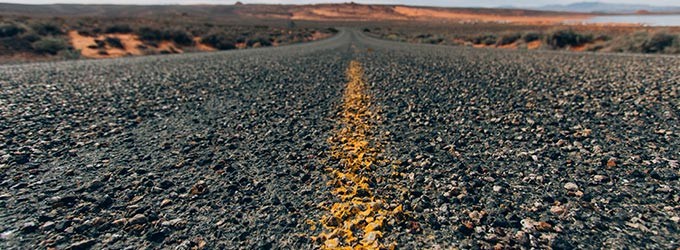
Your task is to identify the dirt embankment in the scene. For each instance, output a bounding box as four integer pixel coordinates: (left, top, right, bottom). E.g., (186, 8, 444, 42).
(275, 4, 591, 24)
(391, 6, 588, 24)
(0, 16, 338, 63)
(66, 30, 333, 60)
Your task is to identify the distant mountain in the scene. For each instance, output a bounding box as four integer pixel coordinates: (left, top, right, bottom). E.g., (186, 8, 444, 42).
(535, 2, 680, 14)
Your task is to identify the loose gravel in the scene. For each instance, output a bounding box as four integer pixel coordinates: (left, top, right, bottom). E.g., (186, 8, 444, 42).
(1, 34, 352, 249)
(1, 30, 678, 249)
(356, 32, 679, 249)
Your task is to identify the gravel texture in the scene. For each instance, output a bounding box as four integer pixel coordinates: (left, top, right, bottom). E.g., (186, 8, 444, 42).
(1, 33, 351, 249)
(1, 29, 678, 249)
(355, 31, 679, 249)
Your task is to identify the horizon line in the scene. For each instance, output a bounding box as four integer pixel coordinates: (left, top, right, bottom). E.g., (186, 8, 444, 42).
(0, 1, 678, 8)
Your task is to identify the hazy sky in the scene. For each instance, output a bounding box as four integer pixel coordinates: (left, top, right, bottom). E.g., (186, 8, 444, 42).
(2, 0, 679, 7)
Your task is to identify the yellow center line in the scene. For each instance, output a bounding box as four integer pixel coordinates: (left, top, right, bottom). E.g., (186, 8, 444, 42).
(312, 61, 405, 250)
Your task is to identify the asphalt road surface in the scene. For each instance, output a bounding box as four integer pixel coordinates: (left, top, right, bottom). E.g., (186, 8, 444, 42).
(1, 30, 678, 249)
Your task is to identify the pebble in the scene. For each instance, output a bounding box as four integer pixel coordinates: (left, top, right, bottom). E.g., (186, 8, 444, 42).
(1, 230, 13, 240)
(564, 182, 579, 191)
(657, 186, 672, 193)
(550, 205, 565, 215)
(175, 240, 193, 250)
(606, 158, 617, 167)
(40, 221, 55, 231)
(0, 193, 11, 200)
(102, 233, 122, 245)
(593, 175, 606, 182)
(128, 214, 147, 225)
(535, 221, 552, 231)
(20, 221, 38, 233)
(49, 195, 78, 208)
(67, 239, 96, 250)
(514, 230, 528, 244)
(520, 218, 536, 231)
(161, 218, 186, 228)
(160, 199, 172, 207)
(363, 231, 379, 244)
(469, 210, 484, 222)
(190, 181, 208, 195)
(112, 218, 127, 226)
(458, 222, 474, 235)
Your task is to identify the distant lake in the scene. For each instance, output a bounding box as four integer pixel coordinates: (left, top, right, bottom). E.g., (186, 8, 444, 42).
(580, 15, 680, 26)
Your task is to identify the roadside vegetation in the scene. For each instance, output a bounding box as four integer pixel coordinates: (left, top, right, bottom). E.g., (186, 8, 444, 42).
(366, 23, 680, 54)
(0, 17, 338, 63)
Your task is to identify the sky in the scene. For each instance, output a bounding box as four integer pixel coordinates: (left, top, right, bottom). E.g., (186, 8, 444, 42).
(1, 0, 679, 8)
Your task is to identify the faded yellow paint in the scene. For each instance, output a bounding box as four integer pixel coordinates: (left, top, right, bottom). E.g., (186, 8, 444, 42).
(314, 61, 403, 250)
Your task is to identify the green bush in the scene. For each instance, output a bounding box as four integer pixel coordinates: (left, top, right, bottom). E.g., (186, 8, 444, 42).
(644, 32, 676, 53)
(32, 37, 68, 55)
(30, 22, 64, 36)
(0, 23, 25, 37)
(523, 32, 541, 42)
(136, 27, 163, 41)
(665, 36, 680, 54)
(235, 36, 246, 44)
(246, 37, 272, 47)
(60, 49, 81, 60)
(21, 32, 41, 43)
(105, 37, 124, 49)
(105, 24, 133, 34)
(76, 28, 94, 37)
(0, 37, 33, 54)
(471, 34, 497, 45)
(136, 27, 194, 46)
(609, 31, 679, 53)
(423, 36, 444, 44)
(545, 29, 593, 48)
(200, 33, 236, 50)
(594, 34, 611, 41)
(497, 33, 521, 45)
(165, 29, 194, 46)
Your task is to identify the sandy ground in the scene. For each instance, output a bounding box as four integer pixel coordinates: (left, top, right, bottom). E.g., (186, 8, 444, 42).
(193, 37, 216, 52)
(286, 4, 590, 25)
(495, 41, 517, 49)
(157, 41, 183, 54)
(569, 44, 588, 51)
(527, 40, 542, 50)
(69, 31, 218, 59)
(68, 31, 144, 59)
(392, 6, 588, 24)
(68, 30, 326, 59)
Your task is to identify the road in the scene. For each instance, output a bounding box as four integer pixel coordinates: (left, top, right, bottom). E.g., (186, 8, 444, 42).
(1, 29, 678, 249)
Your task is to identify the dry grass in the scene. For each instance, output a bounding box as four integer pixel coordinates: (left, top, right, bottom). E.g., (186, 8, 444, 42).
(366, 22, 680, 54)
(0, 16, 337, 63)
